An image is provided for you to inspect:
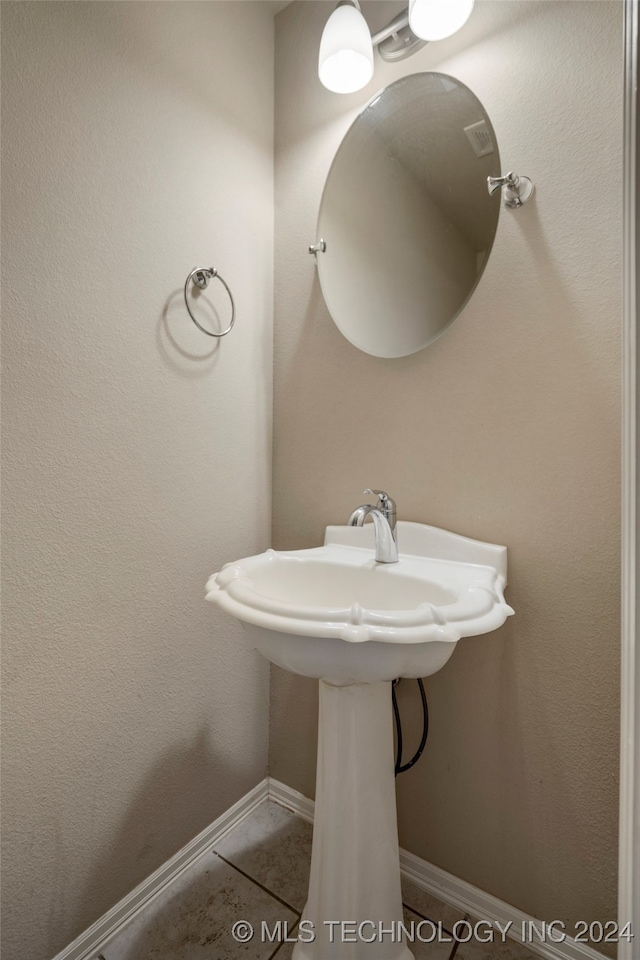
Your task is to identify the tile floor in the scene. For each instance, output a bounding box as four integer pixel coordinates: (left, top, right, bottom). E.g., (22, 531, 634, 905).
(102, 800, 540, 960)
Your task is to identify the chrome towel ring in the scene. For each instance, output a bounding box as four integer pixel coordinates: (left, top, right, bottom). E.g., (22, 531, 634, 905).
(184, 266, 236, 337)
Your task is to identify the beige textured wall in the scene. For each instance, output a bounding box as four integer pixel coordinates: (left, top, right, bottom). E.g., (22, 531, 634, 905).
(1, 3, 273, 958)
(272, 0, 621, 933)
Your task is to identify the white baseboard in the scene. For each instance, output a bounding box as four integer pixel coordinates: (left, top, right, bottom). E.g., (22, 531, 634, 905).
(398, 849, 606, 960)
(268, 778, 607, 960)
(53, 777, 608, 960)
(51, 779, 269, 960)
(268, 776, 315, 823)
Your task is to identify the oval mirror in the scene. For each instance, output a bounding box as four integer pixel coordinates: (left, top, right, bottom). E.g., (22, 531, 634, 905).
(316, 73, 501, 358)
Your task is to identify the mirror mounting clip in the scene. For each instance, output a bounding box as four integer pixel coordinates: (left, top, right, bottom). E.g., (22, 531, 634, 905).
(487, 172, 535, 209)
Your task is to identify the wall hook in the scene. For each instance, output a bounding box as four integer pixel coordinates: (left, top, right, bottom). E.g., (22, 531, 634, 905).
(487, 172, 535, 209)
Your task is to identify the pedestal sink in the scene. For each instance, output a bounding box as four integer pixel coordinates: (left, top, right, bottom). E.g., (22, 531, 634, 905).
(206, 521, 513, 960)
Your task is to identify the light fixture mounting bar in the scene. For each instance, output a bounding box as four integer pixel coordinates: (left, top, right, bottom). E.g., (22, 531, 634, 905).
(371, 8, 427, 62)
(371, 10, 410, 46)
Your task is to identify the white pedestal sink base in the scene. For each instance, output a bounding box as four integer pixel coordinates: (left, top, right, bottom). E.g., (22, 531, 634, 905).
(207, 522, 514, 960)
(293, 680, 414, 960)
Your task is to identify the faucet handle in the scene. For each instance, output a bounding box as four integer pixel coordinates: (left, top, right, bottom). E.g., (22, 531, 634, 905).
(363, 489, 396, 516)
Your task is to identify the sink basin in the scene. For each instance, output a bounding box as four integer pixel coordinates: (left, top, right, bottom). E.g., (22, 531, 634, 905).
(206, 520, 513, 960)
(205, 521, 513, 683)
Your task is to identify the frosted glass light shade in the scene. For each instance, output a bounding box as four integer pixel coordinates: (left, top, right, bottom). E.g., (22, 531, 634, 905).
(408, 0, 474, 41)
(318, 4, 374, 94)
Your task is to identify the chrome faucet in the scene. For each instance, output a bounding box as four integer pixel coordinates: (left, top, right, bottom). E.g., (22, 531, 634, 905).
(347, 489, 398, 563)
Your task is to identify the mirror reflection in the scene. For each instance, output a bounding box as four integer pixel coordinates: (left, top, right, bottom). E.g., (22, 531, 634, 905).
(316, 72, 501, 358)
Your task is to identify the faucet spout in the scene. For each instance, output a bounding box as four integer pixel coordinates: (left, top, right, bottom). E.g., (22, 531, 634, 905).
(347, 503, 375, 527)
(347, 490, 398, 563)
(367, 508, 399, 563)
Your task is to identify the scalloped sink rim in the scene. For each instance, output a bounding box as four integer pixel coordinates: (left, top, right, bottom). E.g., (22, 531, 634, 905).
(206, 521, 514, 646)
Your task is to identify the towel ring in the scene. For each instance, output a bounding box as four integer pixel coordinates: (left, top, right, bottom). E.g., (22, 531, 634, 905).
(184, 266, 236, 337)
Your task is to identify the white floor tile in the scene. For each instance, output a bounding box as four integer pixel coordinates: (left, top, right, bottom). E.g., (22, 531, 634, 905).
(454, 922, 540, 960)
(402, 907, 456, 960)
(263, 922, 299, 960)
(401, 877, 466, 933)
(102, 851, 297, 960)
(214, 800, 313, 912)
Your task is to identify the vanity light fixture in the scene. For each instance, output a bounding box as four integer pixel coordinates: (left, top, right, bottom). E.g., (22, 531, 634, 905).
(408, 0, 475, 41)
(319, 0, 475, 93)
(318, 0, 374, 94)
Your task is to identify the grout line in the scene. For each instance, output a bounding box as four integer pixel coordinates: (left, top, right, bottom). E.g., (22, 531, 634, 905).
(448, 939, 461, 960)
(266, 919, 300, 960)
(402, 901, 455, 936)
(214, 852, 302, 916)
